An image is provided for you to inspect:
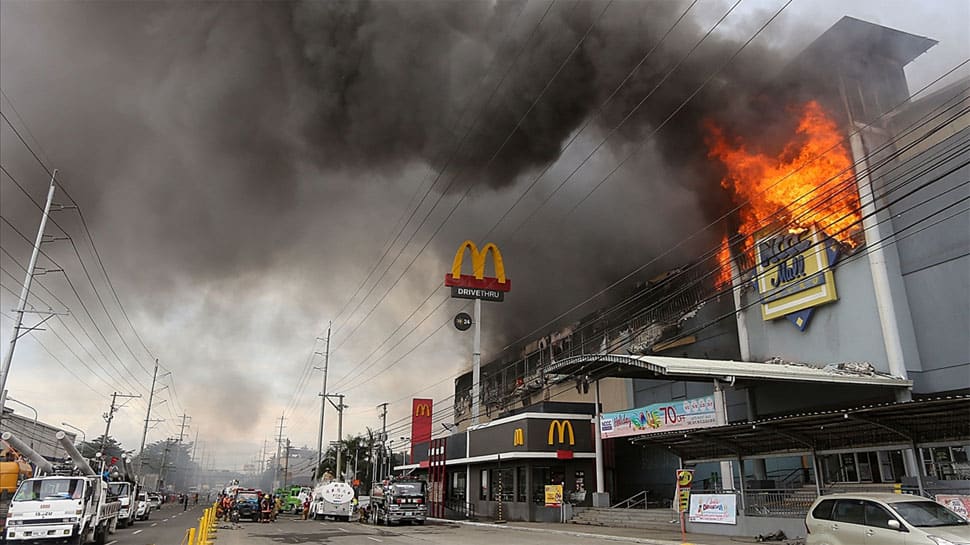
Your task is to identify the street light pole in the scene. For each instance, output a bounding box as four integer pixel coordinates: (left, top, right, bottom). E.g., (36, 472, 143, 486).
(61, 421, 86, 446)
(6, 396, 38, 449)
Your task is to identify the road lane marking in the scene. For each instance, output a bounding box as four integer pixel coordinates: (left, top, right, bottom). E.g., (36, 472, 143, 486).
(106, 541, 117, 545)
(132, 530, 143, 535)
(337, 527, 349, 532)
(366, 538, 382, 542)
(151, 523, 158, 527)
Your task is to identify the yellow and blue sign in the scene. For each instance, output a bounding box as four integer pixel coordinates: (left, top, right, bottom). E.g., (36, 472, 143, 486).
(754, 227, 840, 330)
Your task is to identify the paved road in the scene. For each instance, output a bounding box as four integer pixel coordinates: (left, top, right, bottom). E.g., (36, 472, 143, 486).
(107, 502, 206, 545)
(212, 515, 680, 545)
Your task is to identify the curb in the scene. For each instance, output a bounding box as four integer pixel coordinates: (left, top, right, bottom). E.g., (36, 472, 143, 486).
(427, 517, 698, 545)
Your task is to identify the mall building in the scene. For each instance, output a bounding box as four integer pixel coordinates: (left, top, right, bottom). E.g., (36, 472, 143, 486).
(397, 16, 969, 531)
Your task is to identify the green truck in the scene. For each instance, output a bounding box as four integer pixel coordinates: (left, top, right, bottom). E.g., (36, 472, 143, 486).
(276, 486, 312, 514)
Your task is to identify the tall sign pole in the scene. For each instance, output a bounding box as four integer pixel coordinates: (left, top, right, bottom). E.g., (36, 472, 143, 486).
(472, 298, 482, 425)
(444, 240, 511, 425)
(445, 240, 510, 507)
(0, 171, 58, 399)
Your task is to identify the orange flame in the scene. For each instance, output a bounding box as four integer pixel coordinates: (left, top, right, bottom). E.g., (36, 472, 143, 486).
(707, 101, 862, 264)
(714, 234, 732, 290)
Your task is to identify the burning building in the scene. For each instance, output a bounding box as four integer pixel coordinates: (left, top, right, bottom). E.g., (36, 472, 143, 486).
(400, 17, 968, 530)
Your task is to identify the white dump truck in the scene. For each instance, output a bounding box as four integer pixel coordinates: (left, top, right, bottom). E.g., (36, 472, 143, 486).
(106, 458, 139, 530)
(311, 481, 356, 521)
(3, 431, 121, 544)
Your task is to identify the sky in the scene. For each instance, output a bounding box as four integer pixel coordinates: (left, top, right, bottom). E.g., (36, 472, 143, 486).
(1, 0, 967, 471)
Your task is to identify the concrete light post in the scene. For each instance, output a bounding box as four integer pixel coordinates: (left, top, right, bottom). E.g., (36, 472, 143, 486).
(61, 421, 86, 445)
(6, 397, 38, 449)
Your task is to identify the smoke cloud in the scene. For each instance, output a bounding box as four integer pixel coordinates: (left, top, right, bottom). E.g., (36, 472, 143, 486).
(1, 0, 964, 467)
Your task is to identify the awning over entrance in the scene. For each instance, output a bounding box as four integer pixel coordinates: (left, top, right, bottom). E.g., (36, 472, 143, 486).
(628, 395, 969, 463)
(545, 354, 912, 388)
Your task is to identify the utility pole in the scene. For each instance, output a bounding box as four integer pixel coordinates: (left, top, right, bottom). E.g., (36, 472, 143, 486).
(177, 414, 192, 443)
(274, 414, 285, 490)
(315, 324, 331, 480)
(0, 171, 58, 395)
(138, 360, 168, 470)
(102, 392, 141, 455)
(325, 394, 345, 480)
(377, 403, 387, 480)
(159, 438, 172, 490)
(283, 438, 291, 488)
(0, 171, 62, 428)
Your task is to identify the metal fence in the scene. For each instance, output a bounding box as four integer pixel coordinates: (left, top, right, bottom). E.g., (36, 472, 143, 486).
(742, 488, 819, 518)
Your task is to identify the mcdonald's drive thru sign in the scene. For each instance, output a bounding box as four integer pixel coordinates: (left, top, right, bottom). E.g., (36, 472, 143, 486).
(445, 240, 510, 302)
(411, 398, 433, 458)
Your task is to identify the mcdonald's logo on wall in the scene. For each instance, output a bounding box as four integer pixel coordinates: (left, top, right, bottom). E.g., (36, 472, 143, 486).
(513, 428, 524, 447)
(445, 240, 511, 302)
(411, 398, 433, 459)
(547, 420, 575, 446)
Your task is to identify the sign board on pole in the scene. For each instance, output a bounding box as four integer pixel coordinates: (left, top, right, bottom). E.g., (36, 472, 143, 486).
(688, 494, 738, 524)
(454, 312, 473, 331)
(675, 469, 694, 513)
(444, 240, 511, 300)
(544, 484, 563, 508)
(600, 396, 718, 439)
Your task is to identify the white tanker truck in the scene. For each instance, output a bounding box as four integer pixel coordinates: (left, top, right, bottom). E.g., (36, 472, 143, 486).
(3, 431, 121, 544)
(310, 480, 356, 521)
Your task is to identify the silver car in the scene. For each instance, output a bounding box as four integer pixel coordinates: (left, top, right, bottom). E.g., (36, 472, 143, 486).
(806, 493, 970, 545)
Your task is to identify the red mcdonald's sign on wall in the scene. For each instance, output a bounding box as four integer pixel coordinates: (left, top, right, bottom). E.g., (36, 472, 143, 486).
(411, 398, 433, 459)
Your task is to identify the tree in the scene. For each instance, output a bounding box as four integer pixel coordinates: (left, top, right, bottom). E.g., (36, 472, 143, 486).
(314, 430, 377, 490)
(80, 435, 126, 459)
(132, 439, 199, 491)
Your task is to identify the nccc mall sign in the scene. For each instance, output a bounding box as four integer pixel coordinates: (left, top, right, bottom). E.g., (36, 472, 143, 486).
(444, 240, 511, 302)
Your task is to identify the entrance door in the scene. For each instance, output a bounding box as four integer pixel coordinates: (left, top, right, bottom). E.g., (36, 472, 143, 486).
(840, 453, 859, 482)
(877, 451, 894, 482)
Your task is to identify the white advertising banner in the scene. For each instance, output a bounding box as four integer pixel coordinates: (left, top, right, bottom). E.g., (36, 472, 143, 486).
(688, 494, 737, 525)
(599, 395, 718, 439)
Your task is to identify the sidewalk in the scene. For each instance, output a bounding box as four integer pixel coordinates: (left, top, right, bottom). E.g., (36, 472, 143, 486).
(428, 517, 770, 545)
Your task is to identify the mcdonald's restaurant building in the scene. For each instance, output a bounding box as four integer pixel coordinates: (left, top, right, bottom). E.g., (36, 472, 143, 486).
(402, 402, 598, 522)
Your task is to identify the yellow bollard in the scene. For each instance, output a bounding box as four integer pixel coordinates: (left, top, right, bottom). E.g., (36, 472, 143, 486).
(186, 527, 196, 545)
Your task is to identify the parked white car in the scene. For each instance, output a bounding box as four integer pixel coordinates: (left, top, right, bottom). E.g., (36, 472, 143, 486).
(135, 492, 152, 521)
(148, 492, 163, 510)
(806, 493, 970, 545)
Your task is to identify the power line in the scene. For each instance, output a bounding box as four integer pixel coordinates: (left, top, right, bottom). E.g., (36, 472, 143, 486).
(323, 0, 785, 391)
(339, 90, 970, 435)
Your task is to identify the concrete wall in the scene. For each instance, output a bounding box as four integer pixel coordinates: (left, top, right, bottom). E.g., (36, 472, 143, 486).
(887, 125, 970, 394)
(686, 514, 806, 539)
(1, 409, 76, 459)
(741, 256, 891, 373)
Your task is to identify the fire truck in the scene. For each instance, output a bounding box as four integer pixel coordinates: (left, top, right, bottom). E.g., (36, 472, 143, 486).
(369, 478, 427, 526)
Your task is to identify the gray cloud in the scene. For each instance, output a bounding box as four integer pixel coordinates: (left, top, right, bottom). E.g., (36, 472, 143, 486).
(1, 0, 966, 467)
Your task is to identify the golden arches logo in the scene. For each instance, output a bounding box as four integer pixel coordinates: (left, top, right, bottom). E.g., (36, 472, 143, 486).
(513, 428, 524, 447)
(414, 403, 432, 417)
(444, 240, 511, 291)
(547, 420, 575, 446)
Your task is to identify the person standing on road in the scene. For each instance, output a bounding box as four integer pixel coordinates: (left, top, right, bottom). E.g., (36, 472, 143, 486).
(302, 497, 310, 520)
(183, 493, 189, 511)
